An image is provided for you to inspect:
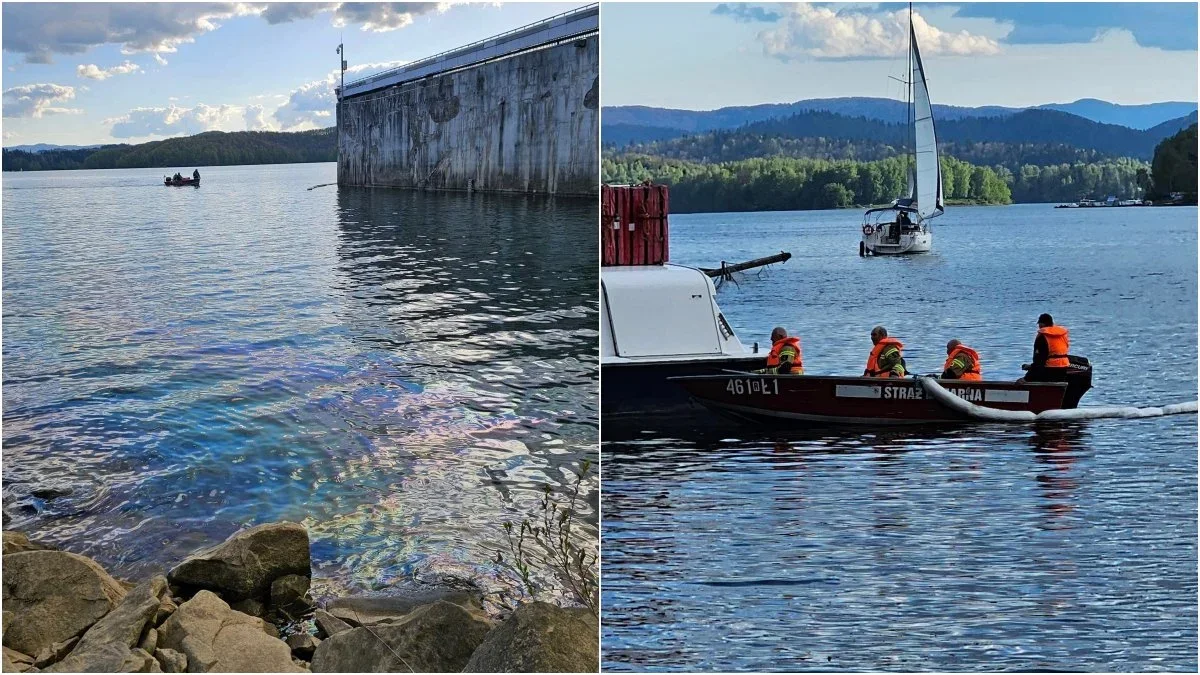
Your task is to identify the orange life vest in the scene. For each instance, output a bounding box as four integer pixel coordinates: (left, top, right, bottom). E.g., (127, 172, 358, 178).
(865, 337, 904, 378)
(1038, 325, 1070, 368)
(766, 336, 803, 371)
(942, 345, 982, 381)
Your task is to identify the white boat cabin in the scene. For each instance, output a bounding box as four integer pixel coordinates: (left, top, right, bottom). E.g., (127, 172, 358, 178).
(601, 264, 751, 362)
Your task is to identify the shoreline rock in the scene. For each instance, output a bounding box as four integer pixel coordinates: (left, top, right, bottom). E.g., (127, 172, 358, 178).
(0, 524, 598, 673)
(465, 601, 599, 673)
(2, 549, 127, 656)
(167, 522, 311, 602)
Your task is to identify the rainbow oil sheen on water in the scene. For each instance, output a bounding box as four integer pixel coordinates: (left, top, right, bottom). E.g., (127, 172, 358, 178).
(2, 163, 598, 600)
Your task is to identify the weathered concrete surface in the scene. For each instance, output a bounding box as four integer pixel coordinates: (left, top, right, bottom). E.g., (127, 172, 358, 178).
(338, 35, 598, 195)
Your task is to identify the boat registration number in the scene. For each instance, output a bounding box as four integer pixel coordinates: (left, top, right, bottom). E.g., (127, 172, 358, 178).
(725, 378, 779, 396)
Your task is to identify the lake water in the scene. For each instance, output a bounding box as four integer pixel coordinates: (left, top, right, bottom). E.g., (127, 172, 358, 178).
(602, 204, 1198, 671)
(2, 163, 597, 604)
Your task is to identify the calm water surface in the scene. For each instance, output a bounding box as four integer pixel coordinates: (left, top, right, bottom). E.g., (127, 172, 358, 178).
(3, 163, 597, 602)
(602, 204, 1197, 671)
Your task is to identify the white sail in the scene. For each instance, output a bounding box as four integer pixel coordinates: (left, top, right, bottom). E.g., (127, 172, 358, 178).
(910, 23, 944, 219)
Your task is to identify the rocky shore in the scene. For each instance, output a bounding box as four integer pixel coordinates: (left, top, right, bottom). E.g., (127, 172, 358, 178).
(2, 524, 598, 673)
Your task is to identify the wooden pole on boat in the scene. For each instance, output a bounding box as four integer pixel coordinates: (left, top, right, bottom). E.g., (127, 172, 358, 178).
(700, 251, 792, 278)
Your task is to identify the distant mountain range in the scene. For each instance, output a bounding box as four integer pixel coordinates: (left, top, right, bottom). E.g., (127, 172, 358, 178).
(603, 97, 1199, 146)
(5, 143, 105, 154)
(615, 108, 1198, 168)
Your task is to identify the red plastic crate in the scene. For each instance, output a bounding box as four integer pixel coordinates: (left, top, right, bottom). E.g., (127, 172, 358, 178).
(601, 183, 669, 266)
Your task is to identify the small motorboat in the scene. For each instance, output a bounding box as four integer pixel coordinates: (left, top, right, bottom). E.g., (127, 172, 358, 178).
(671, 363, 1093, 426)
(164, 176, 199, 186)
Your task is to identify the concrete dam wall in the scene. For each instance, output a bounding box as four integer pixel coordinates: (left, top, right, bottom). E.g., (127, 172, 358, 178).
(337, 35, 598, 195)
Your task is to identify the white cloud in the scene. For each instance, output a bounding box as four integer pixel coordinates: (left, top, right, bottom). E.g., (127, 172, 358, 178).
(77, 60, 142, 80)
(259, 2, 339, 24)
(4, 2, 481, 64)
(758, 3, 1001, 60)
(244, 103, 275, 130)
(332, 2, 448, 32)
(2, 3, 263, 63)
(272, 60, 405, 129)
(104, 103, 242, 138)
(2, 83, 82, 118)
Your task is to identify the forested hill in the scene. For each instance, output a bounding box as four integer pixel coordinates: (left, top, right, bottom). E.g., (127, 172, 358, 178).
(609, 109, 1197, 164)
(2, 128, 335, 172)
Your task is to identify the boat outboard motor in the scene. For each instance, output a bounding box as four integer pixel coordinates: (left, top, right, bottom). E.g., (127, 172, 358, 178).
(1024, 355, 1093, 409)
(1061, 355, 1093, 408)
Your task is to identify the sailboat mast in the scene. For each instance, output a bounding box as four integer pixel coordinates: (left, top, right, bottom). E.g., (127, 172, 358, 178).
(907, 2, 913, 197)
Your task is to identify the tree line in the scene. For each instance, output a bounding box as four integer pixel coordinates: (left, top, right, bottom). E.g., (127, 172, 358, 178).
(602, 154, 1012, 213)
(1146, 123, 1197, 202)
(2, 129, 336, 172)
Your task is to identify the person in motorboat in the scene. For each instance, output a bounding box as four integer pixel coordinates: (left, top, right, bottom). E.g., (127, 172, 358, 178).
(1021, 313, 1072, 383)
(756, 327, 803, 375)
(192, 169, 200, 181)
(173, 172, 182, 182)
(941, 339, 982, 381)
(864, 326, 907, 378)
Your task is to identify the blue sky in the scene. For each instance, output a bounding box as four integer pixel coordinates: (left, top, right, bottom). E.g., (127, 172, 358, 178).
(602, 2, 1198, 110)
(2, 2, 589, 145)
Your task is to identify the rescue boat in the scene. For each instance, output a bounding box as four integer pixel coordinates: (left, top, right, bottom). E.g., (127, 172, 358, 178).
(670, 368, 1092, 427)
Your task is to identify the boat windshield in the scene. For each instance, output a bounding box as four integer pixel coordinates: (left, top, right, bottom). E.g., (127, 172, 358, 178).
(862, 207, 920, 227)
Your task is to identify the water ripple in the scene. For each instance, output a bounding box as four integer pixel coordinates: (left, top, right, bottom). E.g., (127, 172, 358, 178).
(3, 163, 597, 602)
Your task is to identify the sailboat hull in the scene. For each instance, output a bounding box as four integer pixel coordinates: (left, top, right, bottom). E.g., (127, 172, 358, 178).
(861, 225, 932, 255)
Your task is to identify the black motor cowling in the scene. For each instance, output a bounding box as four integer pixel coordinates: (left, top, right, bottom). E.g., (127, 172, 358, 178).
(1024, 355, 1093, 409)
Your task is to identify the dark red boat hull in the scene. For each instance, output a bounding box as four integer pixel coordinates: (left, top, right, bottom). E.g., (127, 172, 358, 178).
(670, 373, 1069, 426)
(165, 178, 199, 186)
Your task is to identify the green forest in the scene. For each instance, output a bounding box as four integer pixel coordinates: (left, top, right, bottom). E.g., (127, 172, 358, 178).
(602, 152, 1160, 212)
(2, 128, 335, 172)
(1147, 124, 1198, 201)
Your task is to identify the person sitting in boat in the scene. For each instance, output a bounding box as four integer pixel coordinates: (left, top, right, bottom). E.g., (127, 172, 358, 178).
(897, 210, 911, 228)
(864, 326, 906, 378)
(1022, 313, 1071, 381)
(941, 339, 982, 381)
(193, 169, 200, 181)
(173, 172, 182, 182)
(756, 327, 803, 375)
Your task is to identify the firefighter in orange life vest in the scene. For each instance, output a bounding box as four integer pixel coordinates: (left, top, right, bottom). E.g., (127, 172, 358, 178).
(864, 325, 906, 378)
(1022, 313, 1071, 381)
(757, 327, 803, 375)
(941, 339, 982, 381)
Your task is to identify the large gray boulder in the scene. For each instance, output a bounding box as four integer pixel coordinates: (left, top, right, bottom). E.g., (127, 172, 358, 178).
(310, 601, 492, 673)
(167, 522, 310, 602)
(2, 531, 50, 555)
(2, 550, 127, 656)
(464, 602, 598, 673)
(157, 590, 303, 672)
(46, 576, 169, 672)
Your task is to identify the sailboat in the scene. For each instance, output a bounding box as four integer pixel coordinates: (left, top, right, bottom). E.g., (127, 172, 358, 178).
(860, 3, 943, 256)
